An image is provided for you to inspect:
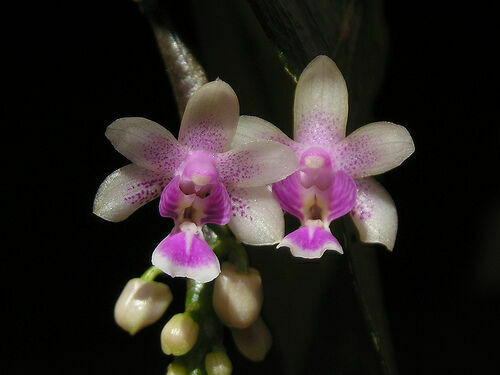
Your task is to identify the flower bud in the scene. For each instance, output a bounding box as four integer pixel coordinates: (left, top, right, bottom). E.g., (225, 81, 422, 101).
(166, 362, 187, 375)
(205, 351, 232, 375)
(114, 278, 173, 335)
(231, 317, 272, 362)
(161, 313, 199, 356)
(213, 262, 263, 329)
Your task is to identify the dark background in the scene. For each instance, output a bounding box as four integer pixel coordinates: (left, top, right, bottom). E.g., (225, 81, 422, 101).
(4, 0, 499, 374)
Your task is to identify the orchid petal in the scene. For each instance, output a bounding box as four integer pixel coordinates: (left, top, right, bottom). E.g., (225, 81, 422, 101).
(294, 55, 348, 146)
(159, 178, 231, 226)
(216, 141, 299, 188)
(159, 176, 195, 220)
(230, 116, 295, 149)
(335, 121, 415, 178)
(152, 223, 220, 283)
(93, 163, 169, 222)
(227, 186, 284, 246)
(178, 80, 239, 153)
(272, 172, 305, 221)
(350, 177, 398, 251)
(277, 224, 342, 258)
(195, 182, 232, 226)
(105, 117, 187, 175)
(274, 169, 356, 225)
(325, 171, 357, 221)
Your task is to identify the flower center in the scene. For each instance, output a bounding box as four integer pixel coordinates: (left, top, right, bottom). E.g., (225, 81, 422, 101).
(299, 147, 334, 190)
(179, 151, 218, 198)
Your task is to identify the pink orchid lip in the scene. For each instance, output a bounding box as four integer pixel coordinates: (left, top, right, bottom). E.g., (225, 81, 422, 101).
(151, 221, 221, 283)
(277, 222, 343, 258)
(299, 146, 334, 190)
(179, 151, 218, 197)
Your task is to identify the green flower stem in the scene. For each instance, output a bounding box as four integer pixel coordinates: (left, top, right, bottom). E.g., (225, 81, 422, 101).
(203, 225, 249, 273)
(140, 266, 163, 282)
(176, 280, 223, 373)
(185, 280, 210, 316)
(228, 240, 249, 273)
(202, 225, 230, 258)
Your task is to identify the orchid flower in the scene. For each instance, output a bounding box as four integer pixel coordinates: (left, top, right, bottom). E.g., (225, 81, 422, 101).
(93, 80, 299, 282)
(231, 56, 415, 258)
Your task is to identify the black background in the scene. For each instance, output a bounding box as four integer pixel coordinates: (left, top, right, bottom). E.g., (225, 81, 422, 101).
(4, 1, 499, 374)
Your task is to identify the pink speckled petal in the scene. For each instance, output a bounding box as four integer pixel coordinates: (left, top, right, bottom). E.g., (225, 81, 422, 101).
(324, 171, 357, 221)
(159, 176, 195, 220)
(350, 177, 398, 251)
(105, 117, 187, 176)
(335, 121, 415, 178)
(195, 182, 232, 226)
(294, 55, 348, 146)
(151, 223, 220, 283)
(230, 116, 296, 149)
(277, 224, 342, 258)
(272, 172, 305, 221)
(227, 186, 284, 245)
(216, 141, 299, 188)
(93, 163, 169, 222)
(178, 80, 239, 153)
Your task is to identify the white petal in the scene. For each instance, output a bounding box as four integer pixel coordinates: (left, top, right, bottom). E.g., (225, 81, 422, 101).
(93, 164, 169, 222)
(350, 177, 398, 250)
(106, 117, 186, 176)
(227, 186, 284, 245)
(335, 121, 415, 178)
(216, 141, 299, 188)
(294, 55, 348, 145)
(231, 115, 295, 149)
(178, 80, 239, 153)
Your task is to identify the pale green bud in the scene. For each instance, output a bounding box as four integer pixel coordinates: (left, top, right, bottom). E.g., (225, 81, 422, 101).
(205, 351, 232, 375)
(161, 313, 199, 356)
(231, 317, 272, 362)
(213, 262, 263, 329)
(114, 278, 172, 335)
(166, 362, 187, 375)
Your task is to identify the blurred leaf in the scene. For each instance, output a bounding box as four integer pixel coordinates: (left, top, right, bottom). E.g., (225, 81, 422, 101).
(247, 0, 389, 128)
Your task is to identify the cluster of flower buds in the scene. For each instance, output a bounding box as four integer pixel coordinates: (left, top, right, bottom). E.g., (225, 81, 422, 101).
(113, 243, 272, 372)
